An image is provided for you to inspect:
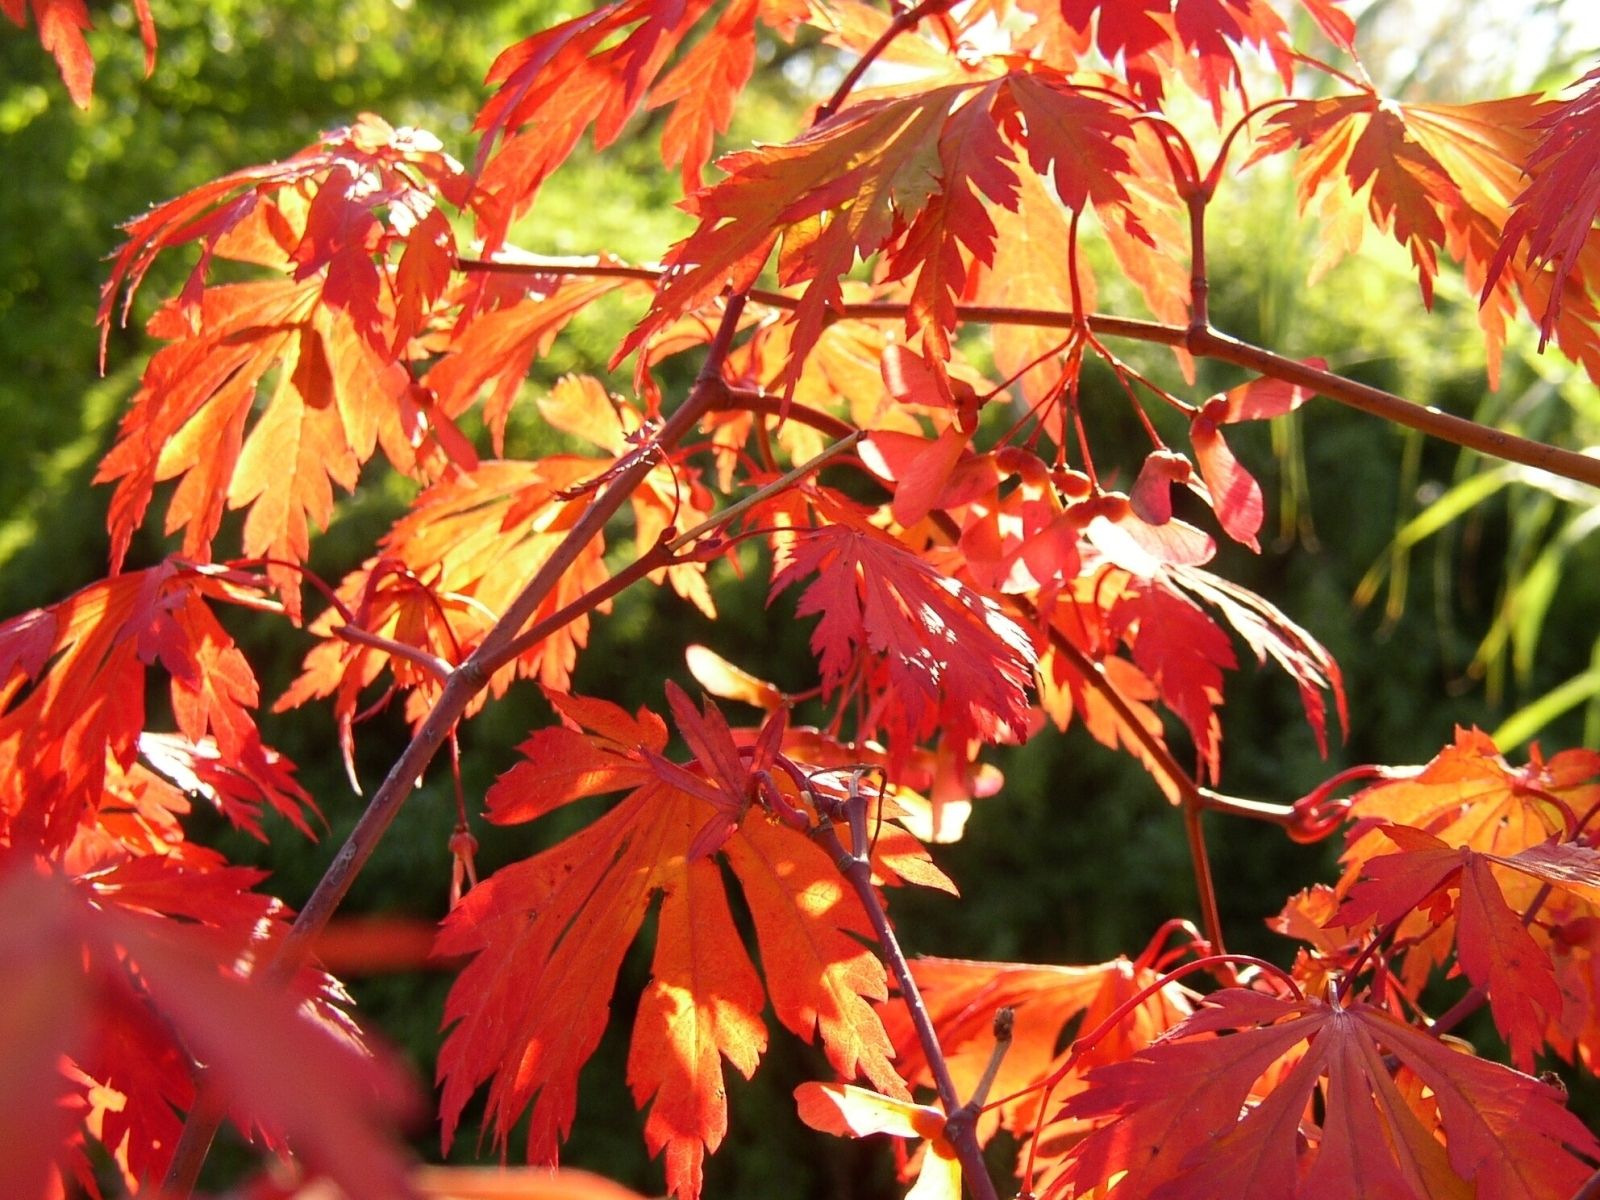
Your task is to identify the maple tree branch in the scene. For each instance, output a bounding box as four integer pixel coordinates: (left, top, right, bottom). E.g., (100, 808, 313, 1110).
(1180, 803, 1225, 960)
(810, 815, 1002, 1200)
(715, 384, 858, 440)
(487, 431, 865, 672)
(1183, 325, 1600, 489)
(459, 256, 1600, 491)
(488, 535, 681, 671)
(230, 555, 456, 682)
(813, 0, 956, 125)
(162, 295, 754, 1197)
(1185, 192, 1211, 333)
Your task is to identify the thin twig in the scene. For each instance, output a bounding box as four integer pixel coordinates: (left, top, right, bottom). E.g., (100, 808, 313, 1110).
(814, 0, 957, 124)
(333, 623, 454, 683)
(1011, 595, 1228, 954)
(810, 814, 1001, 1200)
(669, 430, 864, 550)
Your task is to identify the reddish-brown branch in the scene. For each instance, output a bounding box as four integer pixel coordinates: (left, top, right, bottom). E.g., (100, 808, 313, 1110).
(716, 384, 857, 440)
(459, 255, 1600, 491)
(161, 296, 753, 1196)
(809, 819, 1001, 1200)
(668, 430, 865, 549)
(1185, 192, 1211, 334)
(490, 431, 865, 671)
(491, 535, 680, 670)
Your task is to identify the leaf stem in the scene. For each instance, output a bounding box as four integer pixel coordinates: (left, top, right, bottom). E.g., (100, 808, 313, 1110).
(1015, 597, 1228, 954)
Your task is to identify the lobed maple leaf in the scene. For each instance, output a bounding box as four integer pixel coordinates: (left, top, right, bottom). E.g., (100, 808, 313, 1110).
(1028, 553, 1342, 787)
(93, 273, 446, 604)
(436, 687, 949, 1199)
(1338, 729, 1596, 871)
(470, 0, 809, 243)
(1310, 734, 1600, 1067)
(1253, 92, 1464, 309)
(0, 561, 313, 855)
(1020, 0, 1311, 120)
(423, 262, 649, 453)
(882, 950, 1193, 1150)
(2, 0, 155, 109)
(100, 113, 469, 358)
(623, 81, 982, 391)
(0, 859, 418, 1199)
(1250, 89, 1600, 385)
(769, 517, 1037, 754)
(1487, 66, 1600, 346)
(625, 70, 1142, 394)
(94, 119, 485, 600)
(1338, 823, 1600, 1069)
(276, 458, 615, 764)
(1050, 988, 1600, 1200)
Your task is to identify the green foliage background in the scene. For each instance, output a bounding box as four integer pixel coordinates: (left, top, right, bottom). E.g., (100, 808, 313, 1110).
(3, 2, 1597, 1195)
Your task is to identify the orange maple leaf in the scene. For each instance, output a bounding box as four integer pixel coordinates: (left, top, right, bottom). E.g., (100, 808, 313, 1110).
(471, 0, 808, 242)
(883, 952, 1193, 1148)
(276, 458, 614, 765)
(0, 562, 311, 854)
(795, 1082, 962, 1200)
(435, 688, 951, 1199)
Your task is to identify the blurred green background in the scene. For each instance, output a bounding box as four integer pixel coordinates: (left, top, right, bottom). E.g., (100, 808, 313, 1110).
(3, 1, 1598, 1195)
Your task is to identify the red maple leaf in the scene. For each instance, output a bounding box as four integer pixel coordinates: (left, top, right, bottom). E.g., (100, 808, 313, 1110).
(2, 0, 156, 109)
(1051, 988, 1600, 1200)
(0, 861, 417, 1199)
(770, 519, 1037, 753)
(0, 562, 312, 854)
(1338, 823, 1600, 1069)
(100, 113, 468, 360)
(1487, 67, 1600, 346)
(1253, 92, 1462, 308)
